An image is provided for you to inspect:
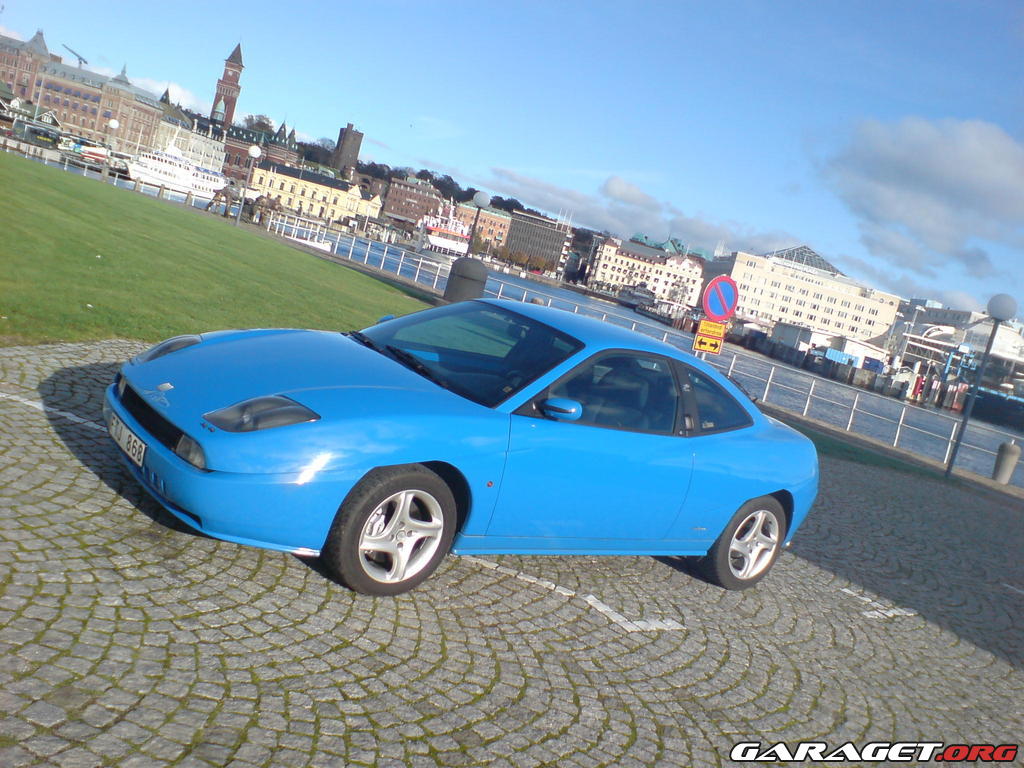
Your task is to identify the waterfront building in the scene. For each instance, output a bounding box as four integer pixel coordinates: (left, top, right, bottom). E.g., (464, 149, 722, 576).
(330, 123, 363, 180)
(250, 161, 382, 223)
(226, 121, 300, 179)
(383, 176, 444, 228)
(1, 29, 162, 149)
(187, 109, 300, 182)
(454, 203, 511, 252)
(506, 211, 572, 273)
(591, 237, 704, 308)
(210, 44, 243, 127)
(0, 87, 63, 141)
(903, 303, 1024, 361)
(190, 43, 301, 180)
(350, 171, 389, 200)
(705, 247, 900, 342)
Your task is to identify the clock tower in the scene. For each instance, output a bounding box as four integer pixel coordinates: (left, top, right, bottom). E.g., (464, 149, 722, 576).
(211, 44, 243, 126)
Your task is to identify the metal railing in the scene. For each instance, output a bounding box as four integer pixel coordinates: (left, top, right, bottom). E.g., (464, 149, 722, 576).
(705, 352, 1021, 485)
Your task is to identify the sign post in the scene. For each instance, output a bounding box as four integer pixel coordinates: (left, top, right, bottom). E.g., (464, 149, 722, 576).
(693, 276, 739, 356)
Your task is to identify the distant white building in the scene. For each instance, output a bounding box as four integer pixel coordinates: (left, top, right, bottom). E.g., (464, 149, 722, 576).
(591, 237, 704, 308)
(908, 304, 1024, 361)
(704, 247, 900, 343)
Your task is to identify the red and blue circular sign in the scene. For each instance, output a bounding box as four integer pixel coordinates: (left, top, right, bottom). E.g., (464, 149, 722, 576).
(702, 275, 739, 322)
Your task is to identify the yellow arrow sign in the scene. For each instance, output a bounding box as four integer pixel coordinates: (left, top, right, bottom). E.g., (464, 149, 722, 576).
(693, 334, 723, 354)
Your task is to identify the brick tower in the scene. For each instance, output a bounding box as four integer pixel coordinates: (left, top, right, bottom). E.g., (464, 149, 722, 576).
(210, 44, 243, 126)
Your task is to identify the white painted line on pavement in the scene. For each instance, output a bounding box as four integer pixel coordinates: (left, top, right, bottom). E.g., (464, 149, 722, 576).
(840, 586, 917, 619)
(1001, 582, 1024, 596)
(465, 555, 685, 633)
(0, 392, 106, 432)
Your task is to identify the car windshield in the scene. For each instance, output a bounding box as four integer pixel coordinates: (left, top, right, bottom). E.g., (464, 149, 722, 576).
(360, 302, 583, 407)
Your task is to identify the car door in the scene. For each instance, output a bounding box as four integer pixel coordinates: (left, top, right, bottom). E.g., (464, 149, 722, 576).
(486, 351, 694, 543)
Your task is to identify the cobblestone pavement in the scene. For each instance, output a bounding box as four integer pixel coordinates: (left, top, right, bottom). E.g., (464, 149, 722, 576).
(1, 341, 1021, 768)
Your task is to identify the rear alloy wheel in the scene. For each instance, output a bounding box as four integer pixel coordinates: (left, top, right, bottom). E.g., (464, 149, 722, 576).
(322, 465, 456, 596)
(700, 497, 786, 590)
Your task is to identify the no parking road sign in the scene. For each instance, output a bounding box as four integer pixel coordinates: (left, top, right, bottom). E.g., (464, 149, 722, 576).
(702, 275, 739, 322)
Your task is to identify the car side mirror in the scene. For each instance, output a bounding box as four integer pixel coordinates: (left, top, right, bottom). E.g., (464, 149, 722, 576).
(539, 397, 582, 421)
(377, 314, 395, 324)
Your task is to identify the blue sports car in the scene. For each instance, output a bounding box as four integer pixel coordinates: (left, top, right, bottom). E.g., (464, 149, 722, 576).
(104, 299, 818, 595)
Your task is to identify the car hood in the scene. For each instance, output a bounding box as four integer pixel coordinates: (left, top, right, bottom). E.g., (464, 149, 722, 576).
(124, 329, 438, 416)
(120, 329, 513, 474)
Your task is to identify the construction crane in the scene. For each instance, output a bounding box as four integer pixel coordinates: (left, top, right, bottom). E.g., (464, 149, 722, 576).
(61, 44, 88, 68)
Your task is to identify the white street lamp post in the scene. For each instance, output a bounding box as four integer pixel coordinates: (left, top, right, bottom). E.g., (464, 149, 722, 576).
(944, 293, 1018, 478)
(468, 190, 490, 258)
(102, 118, 119, 182)
(235, 144, 262, 226)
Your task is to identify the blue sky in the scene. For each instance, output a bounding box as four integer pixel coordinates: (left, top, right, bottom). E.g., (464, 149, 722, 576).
(4, 0, 1022, 314)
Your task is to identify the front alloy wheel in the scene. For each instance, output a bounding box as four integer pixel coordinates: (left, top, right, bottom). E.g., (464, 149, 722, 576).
(322, 465, 456, 596)
(358, 489, 445, 585)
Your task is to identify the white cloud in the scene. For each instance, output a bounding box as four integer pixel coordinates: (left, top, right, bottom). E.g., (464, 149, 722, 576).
(824, 117, 1024, 288)
(836, 252, 985, 311)
(155, 82, 206, 113)
(0, 26, 24, 41)
(601, 176, 661, 209)
(486, 168, 799, 256)
(86, 65, 207, 112)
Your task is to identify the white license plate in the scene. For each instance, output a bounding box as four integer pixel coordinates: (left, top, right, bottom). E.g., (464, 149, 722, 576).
(109, 412, 147, 467)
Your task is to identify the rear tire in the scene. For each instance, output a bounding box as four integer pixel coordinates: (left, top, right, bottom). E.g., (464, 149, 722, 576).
(699, 496, 786, 590)
(321, 465, 456, 596)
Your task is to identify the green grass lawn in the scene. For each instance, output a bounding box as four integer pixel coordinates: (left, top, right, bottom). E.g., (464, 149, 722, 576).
(0, 151, 427, 345)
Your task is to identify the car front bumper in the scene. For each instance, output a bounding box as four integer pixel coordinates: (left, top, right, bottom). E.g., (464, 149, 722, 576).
(103, 384, 358, 555)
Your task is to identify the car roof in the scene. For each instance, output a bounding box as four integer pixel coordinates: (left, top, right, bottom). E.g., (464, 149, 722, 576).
(477, 298, 696, 360)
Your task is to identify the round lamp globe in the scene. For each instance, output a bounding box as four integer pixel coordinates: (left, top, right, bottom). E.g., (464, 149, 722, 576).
(988, 294, 1017, 322)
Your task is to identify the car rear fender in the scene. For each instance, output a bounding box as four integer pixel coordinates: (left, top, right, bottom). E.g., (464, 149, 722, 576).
(769, 489, 794, 535)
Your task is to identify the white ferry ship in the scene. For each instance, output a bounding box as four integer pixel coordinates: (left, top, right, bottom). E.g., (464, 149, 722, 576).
(126, 145, 227, 200)
(415, 201, 470, 261)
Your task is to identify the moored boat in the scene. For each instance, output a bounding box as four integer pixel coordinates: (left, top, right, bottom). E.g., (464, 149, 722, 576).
(415, 201, 470, 261)
(615, 285, 657, 309)
(126, 144, 227, 199)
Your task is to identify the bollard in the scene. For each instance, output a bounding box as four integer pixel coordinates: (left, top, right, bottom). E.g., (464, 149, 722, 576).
(992, 440, 1021, 485)
(443, 257, 488, 302)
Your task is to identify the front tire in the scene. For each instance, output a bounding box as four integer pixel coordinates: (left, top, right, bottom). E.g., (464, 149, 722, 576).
(321, 465, 456, 596)
(699, 496, 786, 590)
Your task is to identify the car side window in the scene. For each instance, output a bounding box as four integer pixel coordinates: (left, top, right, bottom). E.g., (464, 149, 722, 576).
(684, 368, 753, 434)
(548, 352, 679, 433)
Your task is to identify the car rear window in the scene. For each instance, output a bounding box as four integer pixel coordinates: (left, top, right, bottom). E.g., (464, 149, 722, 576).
(686, 369, 754, 433)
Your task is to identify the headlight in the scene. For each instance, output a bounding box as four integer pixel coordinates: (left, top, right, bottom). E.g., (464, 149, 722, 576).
(116, 373, 127, 399)
(204, 396, 319, 433)
(175, 433, 207, 470)
(133, 335, 201, 364)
